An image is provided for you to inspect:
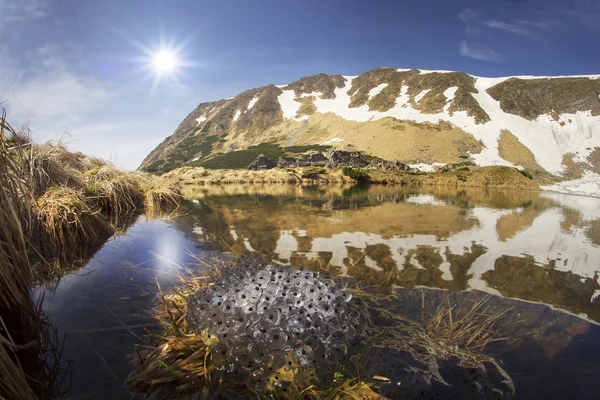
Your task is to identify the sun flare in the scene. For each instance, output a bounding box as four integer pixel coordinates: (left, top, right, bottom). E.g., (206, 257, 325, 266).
(151, 49, 178, 74)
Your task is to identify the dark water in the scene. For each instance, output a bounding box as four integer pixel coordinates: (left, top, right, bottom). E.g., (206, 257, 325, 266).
(42, 185, 600, 399)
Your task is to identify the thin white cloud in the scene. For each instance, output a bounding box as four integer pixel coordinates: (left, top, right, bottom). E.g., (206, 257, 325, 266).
(484, 20, 533, 36)
(0, 0, 48, 24)
(516, 18, 564, 30)
(459, 40, 500, 62)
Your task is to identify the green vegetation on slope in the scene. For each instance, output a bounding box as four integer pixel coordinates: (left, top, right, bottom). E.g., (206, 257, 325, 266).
(147, 134, 219, 173)
(189, 143, 332, 170)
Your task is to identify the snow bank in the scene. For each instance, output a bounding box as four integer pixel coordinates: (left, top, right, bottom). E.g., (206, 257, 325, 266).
(368, 83, 388, 99)
(195, 115, 207, 125)
(247, 97, 258, 110)
(233, 110, 241, 122)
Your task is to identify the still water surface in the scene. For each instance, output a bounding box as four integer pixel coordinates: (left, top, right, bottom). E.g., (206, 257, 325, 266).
(42, 185, 600, 399)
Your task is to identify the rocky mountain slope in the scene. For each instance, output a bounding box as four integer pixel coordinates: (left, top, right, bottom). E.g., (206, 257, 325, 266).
(139, 67, 600, 196)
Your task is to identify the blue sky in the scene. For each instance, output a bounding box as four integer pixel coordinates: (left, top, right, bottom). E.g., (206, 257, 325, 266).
(1, 0, 599, 169)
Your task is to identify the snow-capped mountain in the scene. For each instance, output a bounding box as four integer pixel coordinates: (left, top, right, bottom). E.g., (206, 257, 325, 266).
(140, 67, 600, 196)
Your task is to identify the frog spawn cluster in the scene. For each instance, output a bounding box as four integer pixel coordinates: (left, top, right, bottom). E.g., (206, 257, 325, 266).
(186, 263, 366, 392)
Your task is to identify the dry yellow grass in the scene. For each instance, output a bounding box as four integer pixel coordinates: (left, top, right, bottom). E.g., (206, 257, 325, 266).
(0, 110, 58, 400)
(85, 165, 144, 216)
(33, 186, 114, 268)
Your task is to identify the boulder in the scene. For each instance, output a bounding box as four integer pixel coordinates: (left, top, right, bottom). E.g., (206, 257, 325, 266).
(307, 151, 327, 163)
(276, 152, 328, 168)
(247, 154, 275, 170)
(325, 150, 369, 168)
(368, 158, 411, 172)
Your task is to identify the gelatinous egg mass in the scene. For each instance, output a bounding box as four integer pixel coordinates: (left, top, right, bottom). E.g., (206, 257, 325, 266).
(185, 262, 365, 389)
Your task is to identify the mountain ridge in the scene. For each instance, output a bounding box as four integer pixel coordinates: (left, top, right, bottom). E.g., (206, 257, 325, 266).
(140, 67, 600, 196)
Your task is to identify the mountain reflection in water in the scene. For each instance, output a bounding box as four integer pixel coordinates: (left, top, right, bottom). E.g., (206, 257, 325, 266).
(176, 185, 600, 322)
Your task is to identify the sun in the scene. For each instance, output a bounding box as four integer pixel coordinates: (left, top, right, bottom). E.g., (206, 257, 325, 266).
(151, 49, 178, 74)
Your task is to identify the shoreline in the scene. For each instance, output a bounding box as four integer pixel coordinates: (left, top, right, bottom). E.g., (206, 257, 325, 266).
(163, 164, 541, 191)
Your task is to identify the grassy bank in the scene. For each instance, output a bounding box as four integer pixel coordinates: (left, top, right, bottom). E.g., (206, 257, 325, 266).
(0, 110, 182, 399)
(162, 164, 540, 191)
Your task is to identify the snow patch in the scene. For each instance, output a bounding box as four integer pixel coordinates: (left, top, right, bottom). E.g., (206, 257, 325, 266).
(408, 163, 445, 172)
(443, 87, 458, 101)
(195, 115, 207, 126)
(278, 90, 303, 120)
(233, 110, 241, 122)
(321, 137, 344, 145)
(247, 97, 258, 110)
(541, 172, 600, 198)
(368, 83, 388, 99)
(414, 89, 430, 103)
(243, 238, 255, 252)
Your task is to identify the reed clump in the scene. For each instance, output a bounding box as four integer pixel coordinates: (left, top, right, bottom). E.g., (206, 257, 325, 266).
(84, 165, 145, 216)
(1, 110, 63, 399)
(142, 176, 184, 213)
(33, 186, 114, 268)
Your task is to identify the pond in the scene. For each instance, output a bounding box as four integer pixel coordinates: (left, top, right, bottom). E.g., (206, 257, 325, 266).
(42, 185, 600, 399)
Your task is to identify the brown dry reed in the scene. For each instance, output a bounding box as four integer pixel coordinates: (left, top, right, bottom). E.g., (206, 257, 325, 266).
(0, 109, 63, 400)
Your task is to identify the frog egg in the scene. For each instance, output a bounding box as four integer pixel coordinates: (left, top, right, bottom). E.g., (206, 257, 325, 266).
(289, 288, 302, 299)
(236, 290, 253, 305)
(291, 277, 304, 288)
(266, 349, 287, 371)
(220, 299, 236, 314)
(211, 342, 229, 365)
(252, 320, 271, 341)
(249, 285, 263, 299)
(302, 283, 320, 301)
(304, 301, 317, 315)
(263, 282, 280, 297)
(293, 298, 305, 308)
(241, 301, 258, 314)
(341, 289, 353, 302)
(262, 308, 281, 325)
(256, 301, 270, 314)
(247, 342, 267, 365)
(294, 345, 314, 366)
(226, 312, 248, 333)
(288, 314, 312, 333)
(315, 301, 335, 317)
(209, 317, 228, 335)
(256, 270, 270, 282)
(265, 327, 286, 351)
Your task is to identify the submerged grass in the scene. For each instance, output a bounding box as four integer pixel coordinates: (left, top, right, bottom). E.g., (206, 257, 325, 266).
(427, 294, 511, 352)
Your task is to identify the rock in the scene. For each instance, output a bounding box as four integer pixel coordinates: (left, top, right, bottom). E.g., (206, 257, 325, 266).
(247, 154, 275, 170)
(307, 151, 327, 163)
(325, 150, 369, 168)
(276, 152, 327, 168)
(368, 158, 410, 172)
